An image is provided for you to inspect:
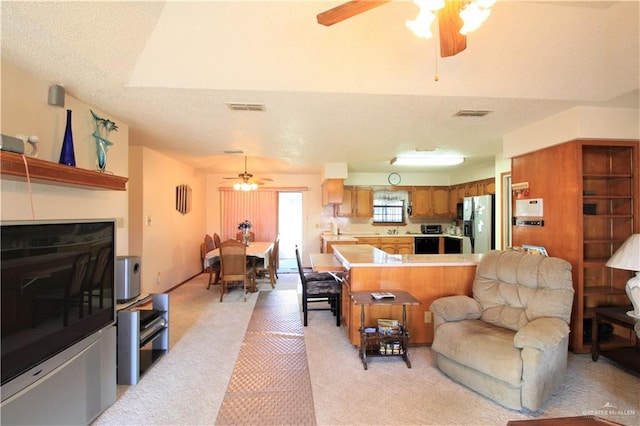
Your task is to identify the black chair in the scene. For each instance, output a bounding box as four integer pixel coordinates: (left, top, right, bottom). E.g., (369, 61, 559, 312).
(85, 245, 112, 313)
(295, 246, 341, 327)
(204, 234, 221, 289)
(32, 252, 92, 326)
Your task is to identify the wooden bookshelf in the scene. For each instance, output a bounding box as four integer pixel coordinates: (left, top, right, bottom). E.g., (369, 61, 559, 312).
(512, 140, 638, 353)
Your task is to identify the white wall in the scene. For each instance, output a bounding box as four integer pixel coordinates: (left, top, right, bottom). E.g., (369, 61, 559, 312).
(503, 106, 640, 158)
(1, 62, 129, 254)
(129, 146, 206, 294)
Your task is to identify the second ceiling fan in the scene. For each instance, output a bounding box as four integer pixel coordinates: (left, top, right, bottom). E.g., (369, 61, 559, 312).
(223, 156, 273, 190)
(317, 0, 490, 58)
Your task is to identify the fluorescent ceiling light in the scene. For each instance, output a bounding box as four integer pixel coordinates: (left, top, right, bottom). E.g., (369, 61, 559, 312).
(390, 156, 465, 166)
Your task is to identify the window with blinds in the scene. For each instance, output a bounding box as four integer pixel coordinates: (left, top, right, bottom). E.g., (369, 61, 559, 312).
(373, 191, 407, 224)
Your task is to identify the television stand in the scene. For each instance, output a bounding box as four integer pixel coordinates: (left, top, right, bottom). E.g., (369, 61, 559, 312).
(116, 293, 169, 385)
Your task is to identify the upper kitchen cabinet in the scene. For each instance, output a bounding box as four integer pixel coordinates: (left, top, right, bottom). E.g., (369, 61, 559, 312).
(512, 139, 638, 354)
(465, 181, 479, 197)
(448, 179, 495, 217)
(335, 186, 373, 217)
(322, 179, 344, 205)
(482, 178, 496, 194)
(411, 186, 451, 218)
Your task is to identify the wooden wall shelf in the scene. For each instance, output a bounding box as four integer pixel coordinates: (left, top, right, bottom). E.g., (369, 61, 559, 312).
(0, 151, 128, 191)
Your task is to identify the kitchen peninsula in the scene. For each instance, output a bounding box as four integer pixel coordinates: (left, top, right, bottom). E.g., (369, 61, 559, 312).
(331, 244, 482, 346)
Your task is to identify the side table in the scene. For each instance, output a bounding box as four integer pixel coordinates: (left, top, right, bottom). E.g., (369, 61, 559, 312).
(591, 306, 639, 375)
(351, 290, 421, 370)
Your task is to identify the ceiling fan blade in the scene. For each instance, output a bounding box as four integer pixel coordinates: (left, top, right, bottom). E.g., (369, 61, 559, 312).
(317, 0, 391, 26)
(438, 1, 466, 57)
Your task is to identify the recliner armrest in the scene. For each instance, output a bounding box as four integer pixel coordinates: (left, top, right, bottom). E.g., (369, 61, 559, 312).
(430, 295, 481, 322)
(514, 317, 570, 351)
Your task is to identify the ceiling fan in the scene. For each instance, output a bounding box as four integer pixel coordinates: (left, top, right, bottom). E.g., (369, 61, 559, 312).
(317, 0, 472, 57)
(222, 156, 273, 189)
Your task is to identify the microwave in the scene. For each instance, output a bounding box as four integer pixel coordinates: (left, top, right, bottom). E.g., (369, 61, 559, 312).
(421, 224, 442, 234)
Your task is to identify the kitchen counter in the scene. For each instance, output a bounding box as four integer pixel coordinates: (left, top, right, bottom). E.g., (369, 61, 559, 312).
(320, 235, 359, 243)
(333, 244, 481, 268)
(322, 233, 464, 239)
(330, 244, 480, 347)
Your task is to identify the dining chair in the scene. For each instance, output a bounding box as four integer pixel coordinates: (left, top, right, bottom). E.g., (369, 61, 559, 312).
(213, 233, 221, 248)
(295, 246, 341, 326)
(85, 245, 112, 313)
(218, 239, 256, 302)
(32, 252, 92, 326)
(235, 231, 255, 242)
(203, 234, 221, 289)
(255, 236, 279, 288)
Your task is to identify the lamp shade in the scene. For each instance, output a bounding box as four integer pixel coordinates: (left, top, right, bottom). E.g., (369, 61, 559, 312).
(606, 234, 640, 271)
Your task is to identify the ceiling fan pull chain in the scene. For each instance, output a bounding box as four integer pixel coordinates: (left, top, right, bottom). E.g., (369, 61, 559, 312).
(434, 33, 440, 82)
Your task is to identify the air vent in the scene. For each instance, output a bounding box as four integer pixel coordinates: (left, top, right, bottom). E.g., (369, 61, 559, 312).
(454, 110, 491, 117)
(223, 150, 244, 154)
(226, 103, 266, 111)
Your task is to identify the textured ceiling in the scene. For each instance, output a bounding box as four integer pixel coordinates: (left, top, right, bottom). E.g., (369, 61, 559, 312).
(2, 1, 638, 176)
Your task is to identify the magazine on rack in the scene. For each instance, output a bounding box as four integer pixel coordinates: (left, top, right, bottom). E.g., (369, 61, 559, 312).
(371, 292, 396, 300)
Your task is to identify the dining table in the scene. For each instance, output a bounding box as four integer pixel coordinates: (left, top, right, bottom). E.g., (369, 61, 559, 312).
(204, 241, 274, 291)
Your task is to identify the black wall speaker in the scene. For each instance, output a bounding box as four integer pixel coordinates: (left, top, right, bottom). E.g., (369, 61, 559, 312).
(47, 84, 65, 107)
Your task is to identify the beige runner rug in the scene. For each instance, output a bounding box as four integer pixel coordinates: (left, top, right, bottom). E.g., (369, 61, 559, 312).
(216, 290, 316, 425)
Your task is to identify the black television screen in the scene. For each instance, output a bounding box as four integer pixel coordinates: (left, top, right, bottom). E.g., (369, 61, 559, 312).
(1, 219, 116, 397)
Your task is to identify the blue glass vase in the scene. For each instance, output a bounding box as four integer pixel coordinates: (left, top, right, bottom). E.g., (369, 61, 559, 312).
(58, 109, 76, 167)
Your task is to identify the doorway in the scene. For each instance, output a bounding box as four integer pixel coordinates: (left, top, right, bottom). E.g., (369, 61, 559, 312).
(278, 192, 303, 272)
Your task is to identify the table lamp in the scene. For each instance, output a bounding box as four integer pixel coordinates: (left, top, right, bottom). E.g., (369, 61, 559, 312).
(606, 234, 640, 318)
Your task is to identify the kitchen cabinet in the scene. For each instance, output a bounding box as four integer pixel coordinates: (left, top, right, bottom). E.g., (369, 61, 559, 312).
(379, 237, 414, 254)
(512, 139, 638, 353)
(449, 185, 462, 217)
(322, 179, 344, 205)
(336, 186, 373, 217)
(465, 182, 479, 197)
(410, 187, 431, 217)
(432, 187, 450, 217)
(481, 178, 496, 194)
(410, 186, 451, 218)
(357, 237, 381, 249)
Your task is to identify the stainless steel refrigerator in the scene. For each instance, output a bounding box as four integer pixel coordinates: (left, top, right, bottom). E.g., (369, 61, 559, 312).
(463, 194, 495, 254)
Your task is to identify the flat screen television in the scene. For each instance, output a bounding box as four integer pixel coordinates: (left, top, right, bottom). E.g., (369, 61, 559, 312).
(1, 219, 116, 402)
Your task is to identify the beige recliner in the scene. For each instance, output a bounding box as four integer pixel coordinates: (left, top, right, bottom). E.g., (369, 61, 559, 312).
(430, 250, 574, 412)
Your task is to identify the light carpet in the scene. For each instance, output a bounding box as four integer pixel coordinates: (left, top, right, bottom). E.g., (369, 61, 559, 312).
(94, 273, 640, 425)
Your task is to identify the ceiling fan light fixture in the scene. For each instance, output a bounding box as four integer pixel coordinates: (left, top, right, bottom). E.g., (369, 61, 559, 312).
(460, 0, 494, 35)
(390, 155, 464, 166)
(407, 0, 495, 39)
(234, 182, 258, 191)
(406, 0, 444, 39)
